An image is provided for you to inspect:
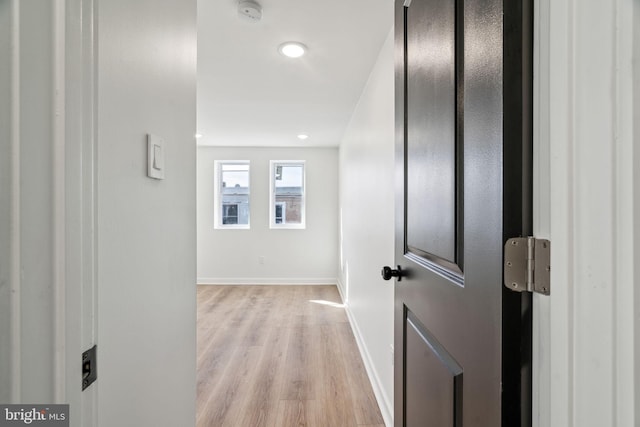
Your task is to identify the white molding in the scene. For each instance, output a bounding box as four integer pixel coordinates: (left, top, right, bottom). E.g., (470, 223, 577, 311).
(336, 279, 393, 427)
(613, 0, 636, 424)
(532, 0, 551, 425)
(197, 277, 338, 285)
(52, 0, 67, 403)
(77, 0, 99, 422)
(9, 0, 21, 403)
(539, 0, 639, 425)
(63, 0, 99, 424)
(546, 0, 574, 424)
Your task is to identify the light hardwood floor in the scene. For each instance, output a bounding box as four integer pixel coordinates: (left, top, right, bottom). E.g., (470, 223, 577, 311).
(197, 285, 385, 427)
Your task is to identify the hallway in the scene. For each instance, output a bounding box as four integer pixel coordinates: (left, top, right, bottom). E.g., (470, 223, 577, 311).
(196, 285, 384, 427)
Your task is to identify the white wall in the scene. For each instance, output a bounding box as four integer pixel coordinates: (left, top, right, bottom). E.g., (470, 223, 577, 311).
(534, 0, 640, 426)
(97, 0, 197, 426)
(338, 28, 394, 427)
(197, 146, 339, 284)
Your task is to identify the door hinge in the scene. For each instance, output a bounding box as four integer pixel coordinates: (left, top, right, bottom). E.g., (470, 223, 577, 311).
(504, 237, 550, 295)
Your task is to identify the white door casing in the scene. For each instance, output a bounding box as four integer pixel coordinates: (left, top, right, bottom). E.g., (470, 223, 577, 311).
(533, 0, 639, 426)
(64, 0, 99, 425)
(0, 1, 98, 425)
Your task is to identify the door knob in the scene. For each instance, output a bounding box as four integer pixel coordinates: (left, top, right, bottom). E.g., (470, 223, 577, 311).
(381, 265, 403, 281)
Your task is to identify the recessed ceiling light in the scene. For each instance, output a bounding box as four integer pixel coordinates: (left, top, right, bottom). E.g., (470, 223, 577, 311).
(297, 134, 309, 140)
(279, 42, 307, 58)
(195, 133, 203, 139)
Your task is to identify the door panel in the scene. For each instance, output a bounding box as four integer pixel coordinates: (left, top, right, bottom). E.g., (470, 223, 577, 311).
(406, 0, 457, 267)
(394, 0, 532, 425)
(405, 310, 463, 427)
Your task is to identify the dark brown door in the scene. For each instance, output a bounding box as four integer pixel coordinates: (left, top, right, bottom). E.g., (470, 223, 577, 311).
(392, 0, 532, 425)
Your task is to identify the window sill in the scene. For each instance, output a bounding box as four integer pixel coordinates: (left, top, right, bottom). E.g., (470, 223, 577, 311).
(269, 224, 306, 230)
(214, 225, 251, 230)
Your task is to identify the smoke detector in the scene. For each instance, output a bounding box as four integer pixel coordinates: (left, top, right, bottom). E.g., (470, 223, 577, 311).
(238, 1, 262, 22)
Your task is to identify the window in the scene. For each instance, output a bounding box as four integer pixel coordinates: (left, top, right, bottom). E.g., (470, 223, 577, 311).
(270, 161, 305, 229)
(214, 161, 250, 229)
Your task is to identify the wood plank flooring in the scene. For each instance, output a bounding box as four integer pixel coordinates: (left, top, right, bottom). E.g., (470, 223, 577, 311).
(197, 285, 385, 427)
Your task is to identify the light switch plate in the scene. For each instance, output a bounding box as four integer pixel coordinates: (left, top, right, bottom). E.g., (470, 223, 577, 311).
(147, 134, 165, 180)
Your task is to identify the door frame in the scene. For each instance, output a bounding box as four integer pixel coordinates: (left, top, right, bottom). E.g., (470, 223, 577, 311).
(64, 0, 99, 424)
(3, 0, 98, 424)
(533, 0, 639, 425)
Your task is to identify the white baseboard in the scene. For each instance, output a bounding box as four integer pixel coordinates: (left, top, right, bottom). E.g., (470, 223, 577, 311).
(336, 279, 393, 427)
(197, 277, 338, 285)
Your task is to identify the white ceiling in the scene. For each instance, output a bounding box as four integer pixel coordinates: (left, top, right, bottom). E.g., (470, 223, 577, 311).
(197, 0, 393, 147)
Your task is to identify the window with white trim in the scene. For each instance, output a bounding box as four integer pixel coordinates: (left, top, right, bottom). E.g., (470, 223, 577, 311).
(270, 161, 305, 229)
(214, 161, 250, 229)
